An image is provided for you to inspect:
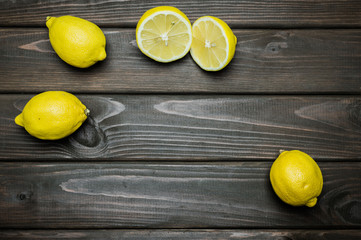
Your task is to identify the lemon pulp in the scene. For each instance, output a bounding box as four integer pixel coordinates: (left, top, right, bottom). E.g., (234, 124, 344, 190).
(136, 6, 192, 62)
(190, 16, 237, 71)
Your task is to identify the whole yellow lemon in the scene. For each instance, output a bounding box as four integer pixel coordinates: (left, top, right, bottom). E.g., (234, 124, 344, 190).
(270, 150, 323, 207)
(46, 15, 106, 68)
(15, 91, 89, 140)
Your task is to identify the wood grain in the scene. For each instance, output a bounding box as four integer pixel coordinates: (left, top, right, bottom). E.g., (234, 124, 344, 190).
(1, 94, 361, 160)
(1, 0, 361, 235)
(1, 229, 361, 240)
(0, 162, 360, 228)
(1, 29, 361, 94)
(0, 0, 361, 28)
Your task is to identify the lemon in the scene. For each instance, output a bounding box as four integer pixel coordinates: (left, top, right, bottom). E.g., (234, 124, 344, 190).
(136, 6, 192, 62)
(15, 91, 89, 140)
(270, 150, 323, 207)
(46, 15, 106, 68)
(190, 16, 237, 71)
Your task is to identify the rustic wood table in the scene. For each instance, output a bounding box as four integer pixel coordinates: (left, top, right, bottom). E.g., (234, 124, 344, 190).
(1, 1, 361, 239)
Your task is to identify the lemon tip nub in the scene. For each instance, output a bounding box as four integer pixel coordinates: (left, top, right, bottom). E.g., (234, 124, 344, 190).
(15, 113, 24, 127)
(46, 16, 55, 28)
(98, 49, 107, 61)
(305, 198, 318, 207)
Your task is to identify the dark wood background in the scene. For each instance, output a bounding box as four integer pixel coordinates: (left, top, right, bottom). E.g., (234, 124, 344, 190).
(1, 0, 361, 239)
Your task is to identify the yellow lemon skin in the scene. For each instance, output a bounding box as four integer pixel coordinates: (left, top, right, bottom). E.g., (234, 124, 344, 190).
(270, 150, 323, 207)
(15, 91, 89, 140)
(46, 15, 106, 68)
(190, 16, 237, 71)
(136, 6, 192, 63)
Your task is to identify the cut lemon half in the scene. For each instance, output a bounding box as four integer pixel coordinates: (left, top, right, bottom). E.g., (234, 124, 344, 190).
(136, 6, 192, 63)
(190, 16, 237, 71)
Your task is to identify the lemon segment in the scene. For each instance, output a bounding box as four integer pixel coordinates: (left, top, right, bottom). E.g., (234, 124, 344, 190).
(15, 91, 89, 140)
(136, 6, 192, 62)
(270, 150, 323, 207)
(190, 16, 237, 71)
(46, 16, 106, 68)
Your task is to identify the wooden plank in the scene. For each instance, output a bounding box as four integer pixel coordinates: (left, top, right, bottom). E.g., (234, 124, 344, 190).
(1, 29, 361, 94)
(0, 0, 361, 28)
(0, 162, 360, 228)
(2, 94, 361, 160)
(1, 229, 361, 240)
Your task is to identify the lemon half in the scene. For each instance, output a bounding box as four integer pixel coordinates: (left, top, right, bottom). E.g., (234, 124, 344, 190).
(190, 16, 237, 71)
(136, 6, 192, 62)
(270, 150, 323, 207)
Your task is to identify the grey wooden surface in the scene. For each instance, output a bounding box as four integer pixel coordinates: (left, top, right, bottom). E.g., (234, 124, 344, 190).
(1, 230, 361, 240)
(0, 0, 361, 239)
(1, 0, 361, 28)
(1, 162, 360, 228)
(1, 29, 361, 93)
(1, 95, 361, 160)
